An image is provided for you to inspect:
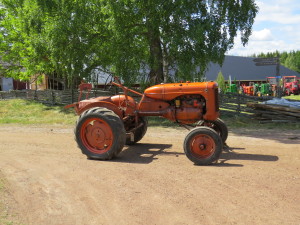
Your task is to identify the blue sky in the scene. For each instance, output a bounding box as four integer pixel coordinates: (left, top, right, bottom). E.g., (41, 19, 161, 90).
(228, 0, 300, 56)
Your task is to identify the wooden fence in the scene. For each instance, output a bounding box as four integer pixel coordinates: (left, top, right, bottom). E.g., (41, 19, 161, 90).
(219, 93, 273, 116)
(0, 89, 273, 115)
(0, 89, 113, 105)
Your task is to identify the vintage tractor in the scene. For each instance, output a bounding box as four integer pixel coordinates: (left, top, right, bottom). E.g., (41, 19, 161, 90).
(225, 84, 238, 93)
(283, 76, 299, 96)
(259, 83, 271, 96)
(242, 84, 254, 96)
(267, 76, 280, 97)
(65, 76, 228, 165)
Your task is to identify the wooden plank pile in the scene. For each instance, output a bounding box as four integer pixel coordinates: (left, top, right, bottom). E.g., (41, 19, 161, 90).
(247, 101, 300, 123)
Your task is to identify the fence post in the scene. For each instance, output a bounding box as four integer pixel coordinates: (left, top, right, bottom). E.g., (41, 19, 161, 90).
(236, 94, 241, 114)
(34, 89, 37, 100)
(51, 90, 55, 105)
(219, 92, 223, 110)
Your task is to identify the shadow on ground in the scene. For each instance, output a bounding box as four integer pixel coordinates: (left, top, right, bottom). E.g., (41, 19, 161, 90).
(216, 146, 279, 167)
(112, 143, 178, 164)
(100, 143, 279, 166)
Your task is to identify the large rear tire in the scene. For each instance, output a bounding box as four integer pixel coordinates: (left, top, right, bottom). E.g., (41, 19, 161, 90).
(75, 107, 126, 160)
(184, 127, 222, 165)
(197, 118, 228, 143)
(126, 117, 148, 145)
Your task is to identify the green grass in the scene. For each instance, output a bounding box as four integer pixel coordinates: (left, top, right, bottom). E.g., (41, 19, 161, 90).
(0, 99, 77, 125)
(284, 95, 300, 101)
(148, 117, 177, 127)
(0, 99, 299, 130)
(148, 112, 300, 130)
(221, 113, 300, 130)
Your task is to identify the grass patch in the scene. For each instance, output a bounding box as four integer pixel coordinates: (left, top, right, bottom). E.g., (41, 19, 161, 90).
(148, 117, 177, 127)
(221, 113, 300, 130)
(0, 99, 299, 130)
(284, 95, 300, 101)
(0, 99, 77, 125)
(148, 112, 300, 130)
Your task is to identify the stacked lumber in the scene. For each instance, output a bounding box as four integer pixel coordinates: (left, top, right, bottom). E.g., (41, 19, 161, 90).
(247, 102, 300, 123)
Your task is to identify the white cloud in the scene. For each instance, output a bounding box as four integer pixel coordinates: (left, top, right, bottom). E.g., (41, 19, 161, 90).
(256, 0, 300, 24)
(228, 35, 299, 56)
(228, 0, 300, 56)
(250, 29, 273, 41)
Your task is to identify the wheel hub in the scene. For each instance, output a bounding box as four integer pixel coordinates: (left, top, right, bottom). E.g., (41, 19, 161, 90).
(92, 127, 105, 143)
(81, 118, 113, 153)
(190, 134, 215, 159)
(199, 144, 206, 150)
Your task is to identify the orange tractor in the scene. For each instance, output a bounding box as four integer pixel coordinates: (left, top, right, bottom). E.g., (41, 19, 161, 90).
(241, 84, 254, 96)
(66, 76, 228, 165)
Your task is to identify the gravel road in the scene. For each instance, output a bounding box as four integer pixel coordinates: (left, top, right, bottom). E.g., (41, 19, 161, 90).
(0, 125, 299, 225)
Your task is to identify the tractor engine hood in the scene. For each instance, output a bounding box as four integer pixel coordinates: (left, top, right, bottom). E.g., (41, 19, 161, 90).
(144, 82, 218, 101)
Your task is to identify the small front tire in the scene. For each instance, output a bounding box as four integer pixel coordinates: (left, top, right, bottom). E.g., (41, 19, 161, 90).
(197, 118, 228, 143)
(184, 127, 223, 165)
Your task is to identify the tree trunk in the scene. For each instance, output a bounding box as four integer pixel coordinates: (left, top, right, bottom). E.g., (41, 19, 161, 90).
(148, 30, 164, 84)
(162, 43, 169, 83)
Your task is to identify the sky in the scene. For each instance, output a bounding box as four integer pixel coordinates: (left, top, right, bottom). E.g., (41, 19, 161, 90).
(228, 0, 300, 56)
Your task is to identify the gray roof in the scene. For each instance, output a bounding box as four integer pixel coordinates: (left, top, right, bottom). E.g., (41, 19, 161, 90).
(204, 55, 300, 81)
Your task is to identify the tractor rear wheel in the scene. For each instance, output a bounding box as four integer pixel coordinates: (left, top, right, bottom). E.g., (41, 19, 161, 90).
(75, 107, 126, 160)
(184, 127, 222, 165)
(126, 117, 148, 145)
(197, 118, 228, 143)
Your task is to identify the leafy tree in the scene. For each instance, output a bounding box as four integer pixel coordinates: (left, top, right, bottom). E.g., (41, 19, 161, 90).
(0, 0, 258, 86)
(106, 0, 258, 84)
(280, 51, 288, 65)
(255, 50, 300, 73)
(0, 0, 116, 87)
(284, 51, 300, 73)
(215, 71, 226, 93)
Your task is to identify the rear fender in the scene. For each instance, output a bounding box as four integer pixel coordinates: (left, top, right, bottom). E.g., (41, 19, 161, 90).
(77, 101, 123, 119)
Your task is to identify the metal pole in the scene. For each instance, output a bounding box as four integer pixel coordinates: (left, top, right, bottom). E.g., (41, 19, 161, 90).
(276, 59, 280, 98)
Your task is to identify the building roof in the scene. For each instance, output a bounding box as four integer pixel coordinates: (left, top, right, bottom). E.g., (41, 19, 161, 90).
(204, 55, 300, 81)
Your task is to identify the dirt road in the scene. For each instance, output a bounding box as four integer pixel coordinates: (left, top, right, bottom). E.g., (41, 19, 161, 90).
(0, 125, 299, 225)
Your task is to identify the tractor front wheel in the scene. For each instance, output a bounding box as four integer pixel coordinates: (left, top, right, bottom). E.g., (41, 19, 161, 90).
(197, 118, 228, 143)
(184, 127, 223, 165)
(75, 107, 126, 160)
